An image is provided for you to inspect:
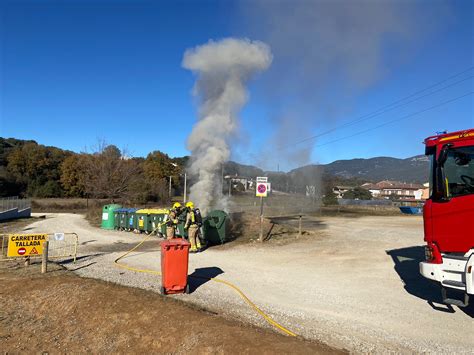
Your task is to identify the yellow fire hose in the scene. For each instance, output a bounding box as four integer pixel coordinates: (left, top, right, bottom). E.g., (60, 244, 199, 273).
(113, 229, 297, 337)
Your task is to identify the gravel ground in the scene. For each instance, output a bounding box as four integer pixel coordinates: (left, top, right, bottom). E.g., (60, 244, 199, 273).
(1, 262, 338, 354)
(17, 213, 474, 353)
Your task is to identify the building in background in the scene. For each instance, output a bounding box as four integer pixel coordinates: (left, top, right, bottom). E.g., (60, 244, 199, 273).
(421, 182, 430, 199)
(361, 181, 426, 201)
(332, 186, 352, 199)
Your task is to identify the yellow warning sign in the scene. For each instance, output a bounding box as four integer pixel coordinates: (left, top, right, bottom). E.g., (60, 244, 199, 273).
(7, 234, 48, 257)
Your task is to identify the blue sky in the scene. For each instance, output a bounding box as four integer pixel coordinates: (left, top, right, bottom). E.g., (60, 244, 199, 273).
(1, 0, 473, 170)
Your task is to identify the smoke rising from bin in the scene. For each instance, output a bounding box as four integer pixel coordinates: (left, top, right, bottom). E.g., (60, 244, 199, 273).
(182, 38, 272, 214)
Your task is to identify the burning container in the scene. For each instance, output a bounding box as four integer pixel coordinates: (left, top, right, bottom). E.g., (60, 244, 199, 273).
(203, 210, 229, 245)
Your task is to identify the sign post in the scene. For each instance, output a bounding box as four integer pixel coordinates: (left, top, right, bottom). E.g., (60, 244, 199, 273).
(256, 177, 268, 242)
(41, 241, 49, 274)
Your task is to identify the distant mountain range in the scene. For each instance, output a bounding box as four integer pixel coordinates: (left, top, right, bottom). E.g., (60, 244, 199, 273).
(1, 137, 429, 192)
(226, 155, 430, 184)
(308, 155, 429, 183)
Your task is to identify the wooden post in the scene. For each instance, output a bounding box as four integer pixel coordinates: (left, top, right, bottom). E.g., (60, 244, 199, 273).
(73, 236, 78, 264)
(41, 241, 49, 274)
(299, 215, 302, 237)
(259, 197, 264, 242)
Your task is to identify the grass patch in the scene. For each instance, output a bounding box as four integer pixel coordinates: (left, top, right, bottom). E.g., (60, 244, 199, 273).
(0, 216, 42, 235)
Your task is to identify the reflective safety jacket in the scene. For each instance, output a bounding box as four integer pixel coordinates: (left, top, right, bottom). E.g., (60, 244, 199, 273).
(185, 209, 197, 229)
(166, 209, 179, 227)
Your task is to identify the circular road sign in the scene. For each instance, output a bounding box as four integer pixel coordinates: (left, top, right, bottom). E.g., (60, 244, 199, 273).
(17, 247, 26, 255)
(257, 184, 267, 194)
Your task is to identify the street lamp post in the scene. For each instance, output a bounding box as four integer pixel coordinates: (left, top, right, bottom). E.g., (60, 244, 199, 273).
(169, 176, 172, 199)
(168, 162, 187, 203)
(183, 172, 187, 204)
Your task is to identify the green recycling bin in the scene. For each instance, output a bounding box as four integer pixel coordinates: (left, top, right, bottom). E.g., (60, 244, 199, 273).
(112, 208, 127, 230)
(113, 209, 122, 230)
(119, 209, 132, 230)
(101, 204, 122, 230)
(156, 209, 187, 238)
(203, 210, 229, 245)
(126, 208, 138, 231)
(148, 209, 169, 236)
(135, 209, 152, 234)
(174, 211, 188, 239)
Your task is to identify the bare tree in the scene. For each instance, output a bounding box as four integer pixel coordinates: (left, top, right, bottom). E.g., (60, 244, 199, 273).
(82, 141, 141, 199)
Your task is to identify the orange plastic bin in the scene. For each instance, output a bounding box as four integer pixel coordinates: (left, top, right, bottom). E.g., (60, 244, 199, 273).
(160, 239, 190, 295)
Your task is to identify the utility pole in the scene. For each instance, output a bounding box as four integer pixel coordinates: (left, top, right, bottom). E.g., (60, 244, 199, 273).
(169, 176, 172, 199)
(221, 164, 224, 187)
(183, 173, 187, 203)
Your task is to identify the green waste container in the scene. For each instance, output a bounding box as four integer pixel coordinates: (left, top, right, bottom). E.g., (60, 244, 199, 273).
(126, 208, 138, 231)
(148, 209, 169, 236)
(113, 208, 128, 230)
(113, 209, 122, 230)
(203, 210, 229, 245)
(175, 212, 188, 239)
(119, 209, 132, 230)
(101, 204, 122, 230)
(154, 209, 187, 238)
(135, 209, 152, 234)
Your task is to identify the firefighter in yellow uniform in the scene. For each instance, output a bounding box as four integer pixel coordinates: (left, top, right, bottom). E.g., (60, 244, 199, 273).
(166, 202, 182, 240)
(184, 201, 202, 253)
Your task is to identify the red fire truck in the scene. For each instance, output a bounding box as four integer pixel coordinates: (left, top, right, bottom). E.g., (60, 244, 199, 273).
(420, 129, 474, 307)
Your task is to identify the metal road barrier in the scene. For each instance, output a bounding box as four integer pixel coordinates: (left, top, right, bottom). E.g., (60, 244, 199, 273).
(0, 196, 31, 212)
(0, 232, 78, 262)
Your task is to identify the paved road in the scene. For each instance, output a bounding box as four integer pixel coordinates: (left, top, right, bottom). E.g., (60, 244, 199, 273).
(22, 213, 474, 353)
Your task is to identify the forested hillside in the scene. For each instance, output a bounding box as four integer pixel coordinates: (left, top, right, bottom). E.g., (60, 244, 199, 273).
(322, 156, 429, 183)
(1, 137, 428, 202)
(0, 138, 185, 202)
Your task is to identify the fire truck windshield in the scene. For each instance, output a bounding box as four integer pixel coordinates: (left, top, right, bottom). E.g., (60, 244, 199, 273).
(443, 146, 474, 198)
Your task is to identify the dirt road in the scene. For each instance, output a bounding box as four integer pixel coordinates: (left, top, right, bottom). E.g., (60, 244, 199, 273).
(10, 213, 474, 352)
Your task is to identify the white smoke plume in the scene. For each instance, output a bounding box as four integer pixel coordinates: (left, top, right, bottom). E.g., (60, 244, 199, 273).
(182, 38, 272, 214)
(239, 0, 450, 170)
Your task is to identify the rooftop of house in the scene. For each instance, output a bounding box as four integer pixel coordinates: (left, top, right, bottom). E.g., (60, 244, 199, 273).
(361, 180, 425, 190)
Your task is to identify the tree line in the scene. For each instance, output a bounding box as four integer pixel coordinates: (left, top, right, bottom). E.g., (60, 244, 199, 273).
(0, 137, 370, 203)
(0, 138, 185, 202)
